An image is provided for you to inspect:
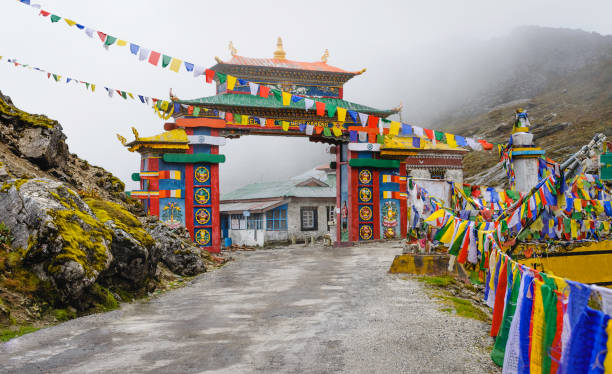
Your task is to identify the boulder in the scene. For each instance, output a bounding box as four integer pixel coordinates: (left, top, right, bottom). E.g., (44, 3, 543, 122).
(140, 217, 206, 276)
(16, 126, 68, 170)
(0, 178, 113, 301)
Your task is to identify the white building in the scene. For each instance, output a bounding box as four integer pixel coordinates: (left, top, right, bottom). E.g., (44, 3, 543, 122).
(220, 166, 336, 247)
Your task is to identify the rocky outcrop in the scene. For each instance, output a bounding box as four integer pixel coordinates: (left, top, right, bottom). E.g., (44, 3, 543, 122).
(0, 178, 165, 307)
(0, 178, 112, 301)
(140, 217, 207, 276)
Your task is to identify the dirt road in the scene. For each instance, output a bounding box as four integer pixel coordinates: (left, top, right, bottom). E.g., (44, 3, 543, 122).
(1, 244, 498, 373)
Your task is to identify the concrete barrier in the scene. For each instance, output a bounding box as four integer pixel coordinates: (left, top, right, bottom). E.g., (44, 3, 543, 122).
(389, 253, 469, 280)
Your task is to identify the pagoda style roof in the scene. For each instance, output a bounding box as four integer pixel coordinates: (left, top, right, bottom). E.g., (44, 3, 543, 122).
(178, 94, 398, 118)
(215, 55, 364, 75)
(120, 128, 189, 152)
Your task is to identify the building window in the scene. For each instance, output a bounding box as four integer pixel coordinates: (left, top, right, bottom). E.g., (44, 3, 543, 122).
(247, 214, 263, 230)
(327, 206, 336, 224)
(430, 168, 446, 180)
(230, 214, 247, 230)
(266, 205, 287, 231)
(301, 207, 318, 231)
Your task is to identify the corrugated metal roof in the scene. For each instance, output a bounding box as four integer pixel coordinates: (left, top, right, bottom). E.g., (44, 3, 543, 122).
(178, 94, 395, 116)
(220, 199, 287, 213)
(224, 55, 356, 74)
(221, 172, 336, 201)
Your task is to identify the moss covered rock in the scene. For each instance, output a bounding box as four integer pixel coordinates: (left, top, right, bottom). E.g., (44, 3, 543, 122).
(0, 178, 113, 302)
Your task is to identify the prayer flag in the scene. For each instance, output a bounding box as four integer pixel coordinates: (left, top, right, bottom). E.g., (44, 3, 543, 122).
(332, 126, 342, 137)
(413, 126, 424, 137)
(401, 124, 412, 135)
(129, 43, 140, 55)
(389, 121, 400, 136)
(304, 98, 314, 111)
(84, 27, 95, 38)
(169, 58, 182, 72)
(259, 85, 270, 98)
(184, 62, 194, 72)
(97, 31, 107, 42)
(358, 112, 369, 127)
(50, 14, 61, 23)
(282, 121, 289, 131)
(248, 82, 259, 95)
(315, 101, 326, 116)
(282, 91, 291, 106)
(192, 65, 205, 77)
(204, 68, 215, 83)
(116, 39, 127, 46)
(327, 105, 337, 118)
(139, 47, 150, 61)
(368, 116, 379, 129)
(227, 75, 237, 90)
(148, 51, 161, 66)
(64, 19, 76, 26)
(337, 107, 347, 122)
(161, 55, 172, 68)
(446, 133, 457, 147)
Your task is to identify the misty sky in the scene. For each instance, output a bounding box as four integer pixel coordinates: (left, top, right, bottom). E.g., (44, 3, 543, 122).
(1, 0, 611, 192)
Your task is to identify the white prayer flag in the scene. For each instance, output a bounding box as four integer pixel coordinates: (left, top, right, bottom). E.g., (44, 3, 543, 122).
(467, 137, 483, 151)
(413, 126, 424, 137)
(259, 118, 266, 127)
(138, 48, 150, 61)
(358, 112, 368, 127)
(304, 98, 314, 111)
(249, 82, 259, 96)
(193, 65, 205, 77)
(305, 124, 314, 135)
(358, 131, 368, 142)
(145, 97, 150, 105)
(218, 111, 226, 119)
(84, 27, 95, 38)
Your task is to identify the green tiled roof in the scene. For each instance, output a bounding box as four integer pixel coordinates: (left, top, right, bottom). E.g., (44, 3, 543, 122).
(221, 171, 336, 200)
(178, 94, 396, 117)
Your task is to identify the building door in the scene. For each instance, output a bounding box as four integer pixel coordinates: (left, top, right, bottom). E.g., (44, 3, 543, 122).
(221, 214, 229, 239)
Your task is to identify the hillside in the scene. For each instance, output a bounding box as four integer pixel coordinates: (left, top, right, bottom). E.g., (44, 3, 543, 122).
(438, 55, 612, 186)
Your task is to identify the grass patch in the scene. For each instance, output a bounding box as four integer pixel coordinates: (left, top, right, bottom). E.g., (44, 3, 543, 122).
(417, 275, 457, 288)
(0, 325, 39, 342)
(437, 295, 489, 322)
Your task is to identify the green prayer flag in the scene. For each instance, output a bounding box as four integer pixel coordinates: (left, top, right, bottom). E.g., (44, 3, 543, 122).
(435, 130, 445, 142)
(216, 72, 226, 84)
(448, 226, 466, 256)
(104, 35, 117, 46)
(326, 105, 337, 118)
(272, 89, 282, 102)
(491, 270, 521, 366)
(234, 114, 241, 123)
(506, 189, 520, 201)
(381, 118, 391, 123)
(52, 74, 60, 82)
(50, 15, 61, 23)
(192, 107, 200, 116)
(563, 218, 571, 233)
(121, 91, 127, 99)
(463, 186, 471, 197)
(541, 284, 558, 374)
(323, 127, 332, 137)
(85, 82, 90, 89)
(162, 54, 172, 68)
(376, 134, 385, 144)
(434, 220, 451, 242)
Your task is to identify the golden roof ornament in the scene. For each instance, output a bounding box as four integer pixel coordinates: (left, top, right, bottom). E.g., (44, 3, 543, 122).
(321, 49, 329, 63)
(131, 126, 140, 141)
(273, 37, 286, 60)
(116, 134, 127, 146)
(228, 41, 237, 56)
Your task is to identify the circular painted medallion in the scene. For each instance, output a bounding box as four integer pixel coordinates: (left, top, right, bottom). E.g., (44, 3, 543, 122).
(195, 166, 210, 184)
(359, 169, 372, 185)
(194, 188, 210, 205)
(359, 187, 372, 203)
(359, 206, 373, 221)
(195, 229, 211, 246)
(359, 225, 373, 240)
(195, 208, 210, 225)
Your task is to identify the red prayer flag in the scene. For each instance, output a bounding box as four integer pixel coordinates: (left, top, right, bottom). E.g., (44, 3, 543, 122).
(478, 139, 494, 150)
(314, 125, 324, 135)
(187, 106, 194, 115)
(204, 69, 215, 84)
(148, 51, 161, 66)
(315, 101, 326, 116)
(490, 258, 508, 337)
(40, 10, 50, 17)
(368, 133, 377, 143)
(47, 72, 51, 79)
(97, 31, 107, 42)
(424, 128, 434, 140)
(259, 85, 270, 98)
(367, 115, 379, 129)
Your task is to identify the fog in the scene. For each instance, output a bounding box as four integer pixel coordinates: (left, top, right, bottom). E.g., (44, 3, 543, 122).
(1, 0, 610, 192)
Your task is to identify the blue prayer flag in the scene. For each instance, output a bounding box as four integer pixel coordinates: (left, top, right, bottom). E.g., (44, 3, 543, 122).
(238, 79, 247, 85)
(184, 62, 194, 72)
(401, 124, 412, 135)
(347, 110, 358, 122)
(291, 95, 304, 103)
(412, 137, 420, 148)
(349, 131, 358, 142)
(456, 135, 467, 147)
(129, 43, 140, 55)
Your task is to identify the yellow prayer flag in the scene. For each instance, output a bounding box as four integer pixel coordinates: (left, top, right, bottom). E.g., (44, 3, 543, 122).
(90, 84, 95, 92)
(281, 121, 289, 131)
(604, 320, 612, 371)
(116, 39, 128, 46)
(439, 218, 456, 244)
(169, 58, 182, 73)
(530, 280, 545, 373)
(64, 19, 76, 26)
(389, 121, 400, 136)
(573, 198, 582, 212)
(241, 115, 249, 126)
(425, 209, 445, 223)
(128, 92, 134, 99)
(332, 126, 342, 137)
(446, 133, 457, 147)
(227, 75, 237, 90)
(337, 107, 347, 122)
(570, 219, 578, 239)
(161, 101, 169, 111)
(281, 91, 291, 106)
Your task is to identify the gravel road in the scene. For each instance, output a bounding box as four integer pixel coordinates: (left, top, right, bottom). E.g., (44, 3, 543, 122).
(1, 243, 499, 373)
